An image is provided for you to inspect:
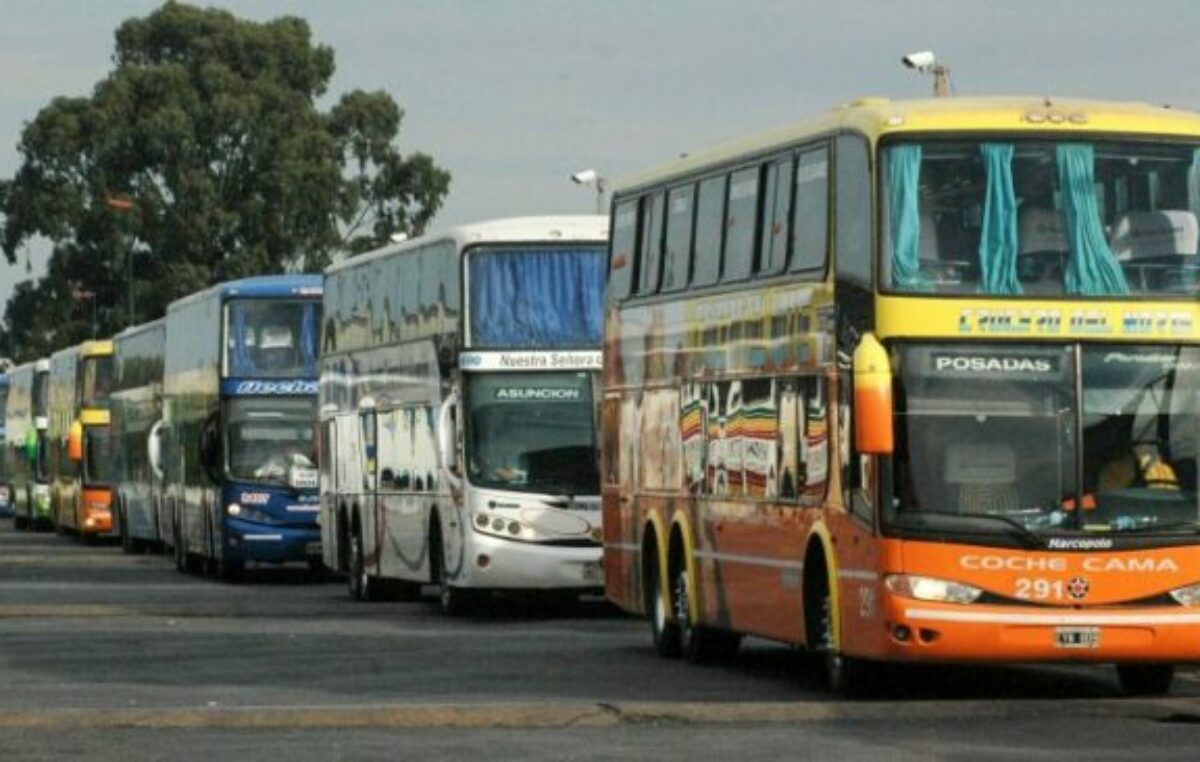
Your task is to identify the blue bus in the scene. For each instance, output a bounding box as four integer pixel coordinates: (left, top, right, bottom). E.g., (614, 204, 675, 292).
(161, 275, 323, 581)
(112, 319, 166, 552)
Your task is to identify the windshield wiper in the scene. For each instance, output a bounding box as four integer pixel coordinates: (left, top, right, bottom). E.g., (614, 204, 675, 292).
(897, 510, 1045, 549)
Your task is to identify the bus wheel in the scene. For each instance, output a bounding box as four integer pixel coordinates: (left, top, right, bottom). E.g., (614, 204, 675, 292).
(1116, 664, 1174, 696)
(348, 521, 378, 601)
(673, 567, 740, 664)
(14, 514, 27, 531)
(173, 522, 188, 574)
(120, 503, 135, 555)
(645, 549, 681, 658)
(806, 560, 871, 697)
(218, 553, 243, 583)
(429, 527, 471, 616)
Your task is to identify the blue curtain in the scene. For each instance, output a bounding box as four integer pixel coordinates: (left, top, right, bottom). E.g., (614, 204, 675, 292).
(978, 143, 1022, 295)
(300, 302, 318, 375)
(470, 249, 605, 348)
(887, 145, 928, 290)
(229, 304, 257, 376)
(1057, 144, 1128, 296)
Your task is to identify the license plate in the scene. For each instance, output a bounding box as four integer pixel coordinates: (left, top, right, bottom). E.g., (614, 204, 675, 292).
(1055, 626, 1100, 649)
(582, 561, 603, 585)
(305, 541, 322, 556)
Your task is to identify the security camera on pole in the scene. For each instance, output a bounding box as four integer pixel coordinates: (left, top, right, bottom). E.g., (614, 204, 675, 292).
(571, 168, 608, 215)
(902, 50, 952, 98)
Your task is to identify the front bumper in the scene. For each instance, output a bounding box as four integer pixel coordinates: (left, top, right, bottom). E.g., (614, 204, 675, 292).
(455, 530, 603, 591)
(874, 593, 1200, 663)
(223, 518, 320, 565)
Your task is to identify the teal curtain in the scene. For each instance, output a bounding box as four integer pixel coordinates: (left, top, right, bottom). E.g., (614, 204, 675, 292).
(978, 143, 1021, 295)
(887, 145, 928, 290)
(1057, 144, 1128, 296)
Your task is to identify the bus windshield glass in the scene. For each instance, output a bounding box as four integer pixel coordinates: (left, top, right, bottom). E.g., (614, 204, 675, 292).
(881, 139, 1200, 298)
(887, 343, 1200, 541)
(224, 299, 319, 379)
(81, 356, 113, 408)
(225, 396, 317, 485)
(465, 371, 599, 496)
(467, 246, 605, 348)
(83, 426, 113, 485)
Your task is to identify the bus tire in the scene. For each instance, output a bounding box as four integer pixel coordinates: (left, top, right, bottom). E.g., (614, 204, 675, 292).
(1116, 664, 1174, 696)
(14, 514, 27, 531)
(673, 566, 741, 664)
(348, 517, 380, 602)
(119, 500, 135, 555)
(429, 519, 471, 616)
(644, 534, 681, 658)
(804, 546, 872, 697)
(173, 514, 188, 574)
(218, 555, 243, 584)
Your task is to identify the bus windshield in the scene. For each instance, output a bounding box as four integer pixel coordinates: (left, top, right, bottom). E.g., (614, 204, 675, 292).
(81, 356, 113, 409)
(465, 371, 599, 496)
(887, 343, 1200, 541)
(467, 245, 605, 348)
(224, 299, 319, 379)
(881, 139, 1200, 298)
(83, 426, 113, 485)
(225, 396, 317, 486)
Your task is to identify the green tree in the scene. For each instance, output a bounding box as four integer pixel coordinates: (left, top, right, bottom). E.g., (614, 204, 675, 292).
(0, 1, 450, 361)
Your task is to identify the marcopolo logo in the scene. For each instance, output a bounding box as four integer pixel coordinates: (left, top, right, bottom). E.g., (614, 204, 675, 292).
(495, 387, 582, 401)
(234, 380, 319, 395)
(932, 354, 1056, 375)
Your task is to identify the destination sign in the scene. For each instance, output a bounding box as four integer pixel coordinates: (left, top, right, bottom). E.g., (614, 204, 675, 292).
(459, 351, 602, 371)
(221, 379, 319, 396)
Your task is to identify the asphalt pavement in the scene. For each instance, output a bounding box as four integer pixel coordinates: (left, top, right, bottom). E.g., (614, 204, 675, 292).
(1, 521, 1199, 760)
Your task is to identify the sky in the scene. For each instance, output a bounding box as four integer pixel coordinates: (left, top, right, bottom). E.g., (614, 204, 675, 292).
(3, 0, 1200, 313)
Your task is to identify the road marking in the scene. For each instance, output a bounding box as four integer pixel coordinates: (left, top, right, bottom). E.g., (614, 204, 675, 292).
(0, 698, 1191, 729)
(0, 605, 133, 618)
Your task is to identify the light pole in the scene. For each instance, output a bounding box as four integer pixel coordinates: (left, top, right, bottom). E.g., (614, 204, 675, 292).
(571, 168, 608, 215)
(104, 194, 137, 326)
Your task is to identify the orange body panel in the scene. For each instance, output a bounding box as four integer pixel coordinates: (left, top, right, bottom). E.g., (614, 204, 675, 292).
(78, 487, 112, 535)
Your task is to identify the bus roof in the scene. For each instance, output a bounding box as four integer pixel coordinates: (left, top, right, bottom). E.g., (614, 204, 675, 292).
(167, 274, 323, 314)
(324, 215, 609, 277)
(112, 317, 166, 343)
(616, 96, 1200, 195)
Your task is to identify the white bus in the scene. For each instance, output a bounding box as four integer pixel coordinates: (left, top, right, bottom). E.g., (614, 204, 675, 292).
(320, 216, 608, 613)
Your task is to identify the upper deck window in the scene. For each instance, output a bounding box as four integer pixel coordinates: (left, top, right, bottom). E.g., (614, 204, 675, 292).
(722, 167, 760, 282)
(80, 356, 113, 409)
(225, 299, 320, 379)
(609, 202, 638, 300)
(468, 245, 606, 349)
(882, 138, 1200, 298)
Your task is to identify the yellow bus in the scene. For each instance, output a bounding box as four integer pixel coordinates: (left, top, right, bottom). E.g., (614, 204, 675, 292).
(602, 97, 1200, 696)
(49, 340, 114, 537)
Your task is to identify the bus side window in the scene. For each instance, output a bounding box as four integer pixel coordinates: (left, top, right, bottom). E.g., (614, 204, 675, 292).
(693, 175, 727, 288)
(609, 200, 639, 300)
(834, 134, 872, 286)
(723, 167, 760, 282)
(759, 156, 794, 276)
(792, 146, 830, 275)
(662, 184, 695, 292)
(637, 192, 665, 296)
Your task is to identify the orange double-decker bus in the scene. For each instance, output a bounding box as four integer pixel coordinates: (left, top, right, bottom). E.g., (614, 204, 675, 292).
(602, 96, 1200, 696)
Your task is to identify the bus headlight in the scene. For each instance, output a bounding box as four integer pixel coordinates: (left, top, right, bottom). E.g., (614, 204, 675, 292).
(227, 503, 242, 516)
(885, 574, 982, 604)
(1169, 582, 1200, 606)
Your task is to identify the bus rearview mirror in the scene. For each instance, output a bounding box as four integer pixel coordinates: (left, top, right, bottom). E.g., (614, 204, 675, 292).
(147, 420, 164, 480)
(852, 333, 894, 455)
